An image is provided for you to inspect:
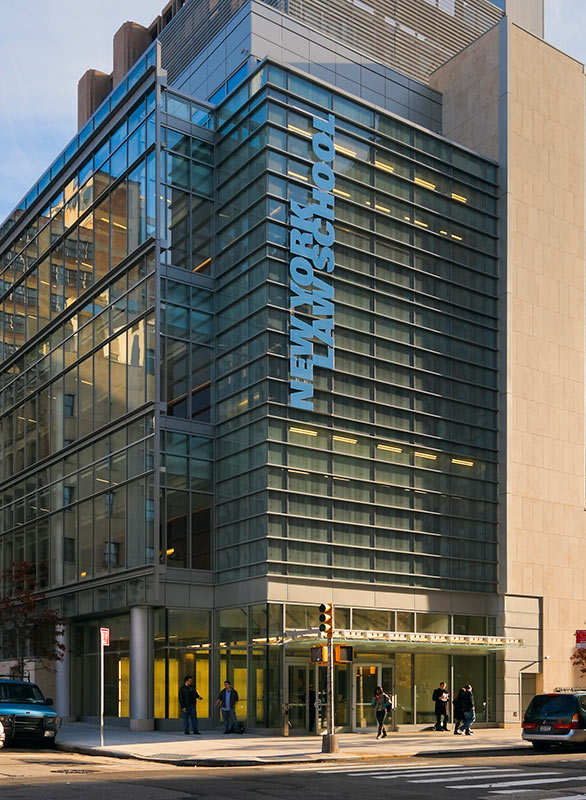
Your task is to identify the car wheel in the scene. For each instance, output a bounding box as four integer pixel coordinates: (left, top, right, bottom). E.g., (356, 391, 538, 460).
(531, 741, 551, 751)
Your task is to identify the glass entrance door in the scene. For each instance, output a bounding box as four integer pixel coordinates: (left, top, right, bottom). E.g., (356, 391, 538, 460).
(355, 665, 379, 728)
(286, 660, 351, 733)
(287, 664, 310, 731)
(353, 664, 394, 731)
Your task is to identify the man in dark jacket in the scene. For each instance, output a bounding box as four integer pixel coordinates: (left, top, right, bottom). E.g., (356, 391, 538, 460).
(461, 684, 475, 735)
(216, 680, 240, 733)
(179, 675, 203, 735)
(432, 681, 450, 731)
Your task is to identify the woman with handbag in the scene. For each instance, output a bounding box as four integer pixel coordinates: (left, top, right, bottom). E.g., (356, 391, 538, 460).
(372, 685, 392, 739)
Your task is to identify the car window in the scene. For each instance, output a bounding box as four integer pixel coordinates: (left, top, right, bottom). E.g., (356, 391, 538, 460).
(0, 683, 46, 704)
(579, 696, 586, 712)
(526, 694, 577, 716)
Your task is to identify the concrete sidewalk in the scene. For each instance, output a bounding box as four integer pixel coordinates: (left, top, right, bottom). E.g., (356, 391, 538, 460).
(55, 723, 531, 766)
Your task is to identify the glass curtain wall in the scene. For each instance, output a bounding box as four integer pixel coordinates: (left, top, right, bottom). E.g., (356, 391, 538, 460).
(0, 78, 159, 591)
(158, 110, 215, 574)
(214, 62, 499, 593)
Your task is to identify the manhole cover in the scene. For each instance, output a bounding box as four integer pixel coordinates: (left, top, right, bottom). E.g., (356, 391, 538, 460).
(149, 753, 192, 760)
(51, 769, 98, 774)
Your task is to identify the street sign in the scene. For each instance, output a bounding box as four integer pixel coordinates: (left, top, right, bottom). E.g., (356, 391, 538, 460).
(100, 627, 110, 646)
(576, 630, 586, 648)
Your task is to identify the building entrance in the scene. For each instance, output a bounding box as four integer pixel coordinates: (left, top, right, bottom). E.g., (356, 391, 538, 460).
(285, 660, 351, 732)
(286, 658, 393, 733)
(353, 664, 394, 732)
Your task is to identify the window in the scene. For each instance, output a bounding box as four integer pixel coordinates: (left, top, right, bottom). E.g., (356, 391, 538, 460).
(64, 393, 75, 417)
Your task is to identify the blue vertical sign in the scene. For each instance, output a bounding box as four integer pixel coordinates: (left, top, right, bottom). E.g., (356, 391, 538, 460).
(289, 114, 336, 411)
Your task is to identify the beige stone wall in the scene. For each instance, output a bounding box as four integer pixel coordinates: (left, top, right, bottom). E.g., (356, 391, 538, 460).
(432, 22, 586, 718)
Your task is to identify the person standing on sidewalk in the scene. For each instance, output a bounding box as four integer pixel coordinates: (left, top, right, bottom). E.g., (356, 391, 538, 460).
(452, 687, 466, 735)
(460, 684, 476, 735)
(432, 681, 450, 731)
(179, 675, 203, 735)
(372, 685, 392, 739)
(216, 680, 239, 734)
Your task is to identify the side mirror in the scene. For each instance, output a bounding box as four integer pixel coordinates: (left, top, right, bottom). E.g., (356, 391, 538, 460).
(45, 698, 53, 706)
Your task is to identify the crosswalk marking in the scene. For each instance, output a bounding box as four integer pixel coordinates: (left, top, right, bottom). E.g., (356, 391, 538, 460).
(407, 770, 557, 783)
(448, 776, 586, 790)
(295, 761, 586, 797)
(293, 763, 430, 772)
(346, 766, 481, 777)
(369, 768, 520, 780)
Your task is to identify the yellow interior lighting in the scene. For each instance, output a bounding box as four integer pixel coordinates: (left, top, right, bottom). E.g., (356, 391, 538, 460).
(375, 160, 394, 173)
(287, 170, 309, 181)
(334, 144, 357, 157)
(452, 458, 474, 467)
(414, 451, 437, 460)
(333, 435, 357, 444)
(377, 444, 402, 453)
(166, 548, 175, 556)
(288, 469, 309, 475)
(451, 193, 468, 203)
(375, 204, 390, 213)
(414, 219, 428, 227)
(194, 257, 211, 272)
(287, 124, 311, 138)
(333, 476, 350, 481)
(333, 188, 351, 198)
(289, 427, 318, 436)
(414, 177, 436, 190)
(451, 234, 463, 241)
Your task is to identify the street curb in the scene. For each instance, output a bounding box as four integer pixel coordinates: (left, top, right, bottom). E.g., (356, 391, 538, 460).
(54, 742, 531, 768)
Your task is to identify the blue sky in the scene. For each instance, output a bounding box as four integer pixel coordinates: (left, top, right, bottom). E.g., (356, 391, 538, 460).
(0, 0, 584, 223)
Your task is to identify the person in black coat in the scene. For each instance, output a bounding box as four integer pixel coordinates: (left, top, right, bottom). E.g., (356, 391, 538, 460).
(460, 684, 476, 735)
(452, 687, 466, 734)
(432, 681, 450, 731)
(179, 675, 203, 734)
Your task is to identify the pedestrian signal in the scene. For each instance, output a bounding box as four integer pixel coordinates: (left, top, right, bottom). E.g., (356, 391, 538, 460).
(334, 645, 354, 663)
(310, 645, 328, 663)
(319, 603, 333, 636)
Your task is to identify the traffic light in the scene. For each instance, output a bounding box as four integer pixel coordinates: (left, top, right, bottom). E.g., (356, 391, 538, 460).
(310, 645, 328, 663)
(319, 603, 333, 637)
(334, 645, 354, 663)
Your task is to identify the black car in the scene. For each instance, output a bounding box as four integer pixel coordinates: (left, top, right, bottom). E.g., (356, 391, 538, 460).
(522, 691, 586, 749)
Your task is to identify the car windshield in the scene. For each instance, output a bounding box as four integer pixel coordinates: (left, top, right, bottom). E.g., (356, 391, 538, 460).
(0, 683, 46, 704)
(526, 694, 577, 717)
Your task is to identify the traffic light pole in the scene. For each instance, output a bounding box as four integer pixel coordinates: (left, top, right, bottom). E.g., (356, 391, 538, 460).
(322, 606, 339, 753)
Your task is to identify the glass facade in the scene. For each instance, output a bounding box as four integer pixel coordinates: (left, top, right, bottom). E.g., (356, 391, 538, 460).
(0, 35, 505, 729)
(215, 64, 499, 593)
(0, 71, 159, 591)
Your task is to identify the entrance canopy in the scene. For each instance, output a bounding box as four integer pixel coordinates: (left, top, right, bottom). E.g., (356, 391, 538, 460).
(284, 628, 524, 654)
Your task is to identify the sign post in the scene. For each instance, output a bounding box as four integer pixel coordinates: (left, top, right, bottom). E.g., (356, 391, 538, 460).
(99, 627, 110, 747)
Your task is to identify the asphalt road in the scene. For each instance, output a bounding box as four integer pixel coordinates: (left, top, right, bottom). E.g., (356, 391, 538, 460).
(2, 747, 586, 799)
